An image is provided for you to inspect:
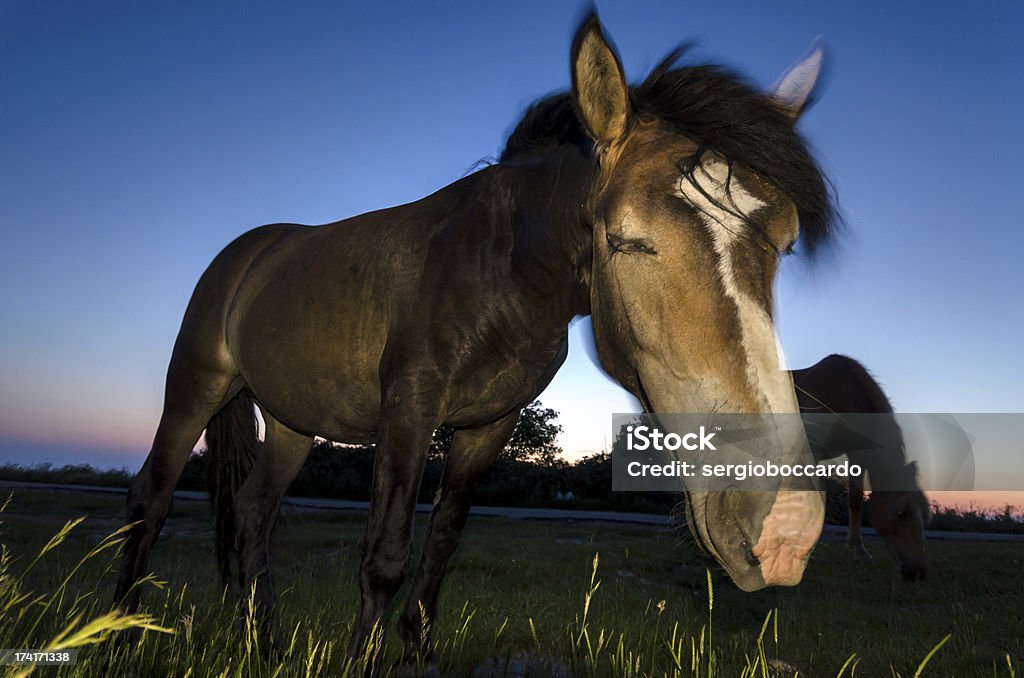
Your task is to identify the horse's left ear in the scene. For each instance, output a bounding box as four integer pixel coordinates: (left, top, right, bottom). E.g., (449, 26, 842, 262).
(769, 39, 826, 120)
(571, 12, 631, 151)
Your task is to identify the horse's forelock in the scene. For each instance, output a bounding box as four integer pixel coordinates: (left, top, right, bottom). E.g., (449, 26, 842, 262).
(633, 61, 837, 258)
(500, 50, 840, 260)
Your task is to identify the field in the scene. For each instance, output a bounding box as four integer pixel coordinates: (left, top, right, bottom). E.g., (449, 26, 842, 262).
(0, 488, 1021, 677)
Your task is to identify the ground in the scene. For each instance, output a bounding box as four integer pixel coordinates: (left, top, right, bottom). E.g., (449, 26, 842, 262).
(0, 488, 1021, 676)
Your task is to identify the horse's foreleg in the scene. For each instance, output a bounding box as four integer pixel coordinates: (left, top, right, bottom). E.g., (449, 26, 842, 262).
(348, 415, 433, 660)
(397, 412, 519, 662)
(115, 363, 239, 611)
(233, 410, 312, 644)
(847, 480, 873, 561)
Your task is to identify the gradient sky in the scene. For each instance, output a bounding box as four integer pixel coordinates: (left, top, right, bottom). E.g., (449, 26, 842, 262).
(2, 2, 1023, 503)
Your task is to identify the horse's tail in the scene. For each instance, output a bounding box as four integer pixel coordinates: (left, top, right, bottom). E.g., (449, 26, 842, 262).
(205, 391, 260, 585)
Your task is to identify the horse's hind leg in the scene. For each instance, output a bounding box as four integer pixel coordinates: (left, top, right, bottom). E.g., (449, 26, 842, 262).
(233, 409, 312, 640)
(397, 412, 519, 662)
(115, 357, 240, 611)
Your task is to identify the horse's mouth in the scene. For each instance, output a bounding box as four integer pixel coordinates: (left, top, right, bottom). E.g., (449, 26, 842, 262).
(707, 498, 762, 576)
(684, 490, 764, 589)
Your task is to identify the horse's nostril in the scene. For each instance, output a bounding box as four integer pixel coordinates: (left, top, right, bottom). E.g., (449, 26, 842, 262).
(742, 539, 759, 567)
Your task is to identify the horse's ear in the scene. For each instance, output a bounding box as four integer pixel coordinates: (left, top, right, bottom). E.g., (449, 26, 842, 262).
(571, 12, 630, 150)
(769, 39, 826, 120)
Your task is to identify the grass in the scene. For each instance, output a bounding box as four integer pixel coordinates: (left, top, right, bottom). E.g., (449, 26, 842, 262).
(0, 488, 1021, 676)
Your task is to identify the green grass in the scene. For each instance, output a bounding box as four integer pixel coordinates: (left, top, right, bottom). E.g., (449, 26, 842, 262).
(0, 488, 1021, 676)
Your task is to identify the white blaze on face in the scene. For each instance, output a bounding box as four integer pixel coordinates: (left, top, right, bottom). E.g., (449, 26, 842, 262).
(675, 160, 798, 415)
(677, 161, 824, 587)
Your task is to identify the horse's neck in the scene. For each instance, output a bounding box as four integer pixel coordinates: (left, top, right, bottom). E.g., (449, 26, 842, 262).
(855, 446, 905, 474)
(499, 147, 595, 316)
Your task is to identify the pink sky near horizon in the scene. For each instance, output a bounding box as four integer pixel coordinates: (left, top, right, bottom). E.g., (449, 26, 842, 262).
(927, 491, 1024, 515)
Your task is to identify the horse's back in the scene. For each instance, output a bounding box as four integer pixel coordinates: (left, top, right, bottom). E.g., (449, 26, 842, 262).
(793, 354, 892, 414)
(794, 355, 905, 472)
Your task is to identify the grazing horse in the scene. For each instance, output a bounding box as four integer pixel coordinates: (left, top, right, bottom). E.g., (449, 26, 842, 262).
(115, 13, 838, 659)
(793, 354, 930, 580)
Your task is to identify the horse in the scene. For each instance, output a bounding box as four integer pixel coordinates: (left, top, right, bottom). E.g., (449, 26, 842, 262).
(792, 354, 930, 580)
(114, 13, 838, 660)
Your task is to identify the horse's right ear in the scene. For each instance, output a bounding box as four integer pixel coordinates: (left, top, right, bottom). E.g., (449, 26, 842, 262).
(571, 12, 630, 151)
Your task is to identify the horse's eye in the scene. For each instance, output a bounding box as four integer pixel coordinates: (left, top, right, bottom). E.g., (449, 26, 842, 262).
(607, 233, 656, 255)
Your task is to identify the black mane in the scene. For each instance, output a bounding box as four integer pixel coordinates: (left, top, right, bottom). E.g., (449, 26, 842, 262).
(501, 52, 837, 254)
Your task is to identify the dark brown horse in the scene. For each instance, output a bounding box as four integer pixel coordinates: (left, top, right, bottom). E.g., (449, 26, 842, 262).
(115, 13, 838, 659)
(793, 354, 930, 580)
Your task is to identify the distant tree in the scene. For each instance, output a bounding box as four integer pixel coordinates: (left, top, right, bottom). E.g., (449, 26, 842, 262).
(181, 401, 567, 505)
(503, 401, 563, 466)
(430, 400, 564, 466)
(610, 421, 634, 455)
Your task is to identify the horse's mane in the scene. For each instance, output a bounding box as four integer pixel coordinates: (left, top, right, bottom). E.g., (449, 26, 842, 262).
(501, 50, 837, 255)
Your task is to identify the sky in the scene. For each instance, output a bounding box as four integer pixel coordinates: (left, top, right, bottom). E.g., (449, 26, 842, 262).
(1, 2, 1022, 505)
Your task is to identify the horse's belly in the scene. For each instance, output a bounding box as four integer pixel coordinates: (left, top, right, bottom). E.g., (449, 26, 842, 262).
(238, 335, 382, 442)
(223, 225, 401, 441)
(230, 294, 388, 442)
(245, 363, 382, 444)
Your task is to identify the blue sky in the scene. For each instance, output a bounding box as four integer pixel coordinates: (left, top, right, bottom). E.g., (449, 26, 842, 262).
(1, 2, 1022, 472)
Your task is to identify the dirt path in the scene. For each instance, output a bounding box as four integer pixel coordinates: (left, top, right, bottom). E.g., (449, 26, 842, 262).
(2, 479, 1021, 542)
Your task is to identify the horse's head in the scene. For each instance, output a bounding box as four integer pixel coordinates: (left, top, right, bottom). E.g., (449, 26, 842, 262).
(571, 15, 835, 590)
(868, 464, 931, 580)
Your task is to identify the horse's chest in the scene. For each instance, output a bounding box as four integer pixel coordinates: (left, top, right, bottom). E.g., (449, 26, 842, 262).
(443, 334, 569, 427)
